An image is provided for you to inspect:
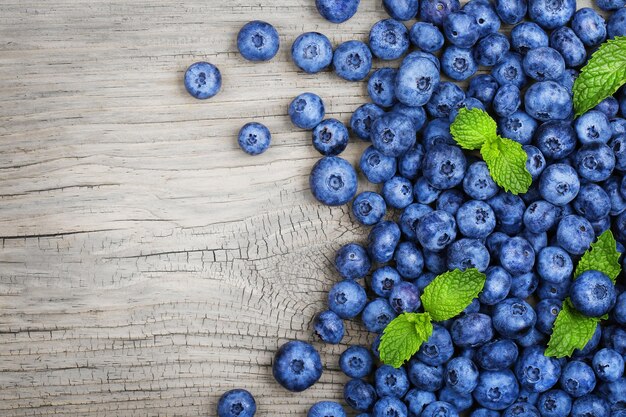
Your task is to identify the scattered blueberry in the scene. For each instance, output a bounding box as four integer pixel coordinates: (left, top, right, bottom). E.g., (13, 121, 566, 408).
(291, 32, 333, 74)
(217, 389, 256, 417)
(184, 62, 221, 99)
(238, 122, 271, 155)
(237, 21, 279, 62)
(289, 92, 325, 129)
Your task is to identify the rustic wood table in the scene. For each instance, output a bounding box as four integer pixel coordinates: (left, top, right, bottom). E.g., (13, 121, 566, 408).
(0, 0, 600, 416)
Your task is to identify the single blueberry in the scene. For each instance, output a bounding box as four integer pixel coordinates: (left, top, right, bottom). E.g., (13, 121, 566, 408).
(474, 33, 510, 67)
(238, 122, 271, 155)
(361, 297, 397, 333)
(572, 8, 607, 47)
(524, 81, 573, 122)
(368, 68, 398, 108)
(384, 0, 419, 20)
(272, 341, 323, 392)
(184, 61, 221, 99)
(315, 0, 360, 23)
(308, 402, 346, 417)
(417, 324, 455, 366)
(339, 345, 374, 379)
(369, 266, 402, 298)
(350, 103, 385, 141)
(396, 52, 441, 106)
(370, 112, 417, 157)
(419, 0, 461, 26)
(383, 176, 414, 209)
(475, 339, 519, 371)
(442, 46, 477, 81)
(373, 397, 408, 417)
(217, 389, 256, 417)
(333, 40, 372, 81)
(328, 280, 367, 319)
(549, 27, 586, 68)
(570, 270, 617, 317)
(335, 242, 371, 280)
(528, 0, 576, 30)
(368, 220, 401, 263)
(369, 19, 410, 61)
(237, 21, 280, 62)
(556, 215, 595, 255)
(473, 370, 520, 410)
(343, 379, 377, 411)
(394, 242, 424, 281)
(451, 313, 494, 348)
(493, 298, 536, 339)
(289, 92, 325, 130)
(291, 32, 333, 74)
(312, 118, 349, 156)
(409, 22, 445, 52)
(352, 191, 386, 226)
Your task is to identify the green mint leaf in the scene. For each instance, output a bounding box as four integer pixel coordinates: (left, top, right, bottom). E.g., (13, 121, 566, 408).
(421, 268, 487, 322)
(480, 135, 532, 195)
(575, 230, 622, 283)
(545, 299, 601, 358)
(450, 108, 498, 150)
(379, 312, 433, 368)
(573, 36, 626, 115)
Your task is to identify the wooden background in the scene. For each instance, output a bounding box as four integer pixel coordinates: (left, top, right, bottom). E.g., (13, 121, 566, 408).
(0, 0, 599, 416)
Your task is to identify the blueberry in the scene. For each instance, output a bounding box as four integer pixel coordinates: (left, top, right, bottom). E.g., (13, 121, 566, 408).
(328, 280, 367, 319)
(610, 133, 626, 170)
(399, 203, 434, 241)
(456, 200, 496, 239)
(524, 200, 559, 234)
(573, 184, 611, 222)
(463, 0, 501, 38)
(559, 69, 578, 94)
(417, 324, 455, 366)
(444, 357, 479, 395)
(313, 310, 344, 344)
(522, 47, 565, 82)
(539, 164, 580, 206)
(421, 401, 460, 417)
(447, 238, 490, 272)
(412, 177, 440, 205)
(237, 21, 279, 62)
(515, 346, 562, 393)
(474, 33, 510, 67)
(510, 272, 539, 299)
(291, 32, 333, 74)
(362, 298, 397, 333)
(389, 281, 421, 313)
(608, 8, 626, 39)
(419, 0, 461, 26)
(603, 176, 626, 215)
(371, 112, 416, 157)
(416, 210, 457, 252)
(442, 46, 477, 81)
(184, 62, 221, 99)
(597, 375, 626, 404)
(443, 11, 480, 48)
(383, 0, 419, 20)
(596, 97, 620, 120)
(289, 93, 325, 130)
(449, 97, 486, 122)
(439, 387, 473, 412)
(368, 220, 401, 263)
(218, 389, 256, 417)
(571, 270, 617, 317)
(473, 370, 520, 410)
(352, 192, 386, 226)
(549, 27, 587, 68)
(468, 74, 500, 108)
(369, 19, 410, 61)
(437, 189, 466, 215)
(344, 379, 377, 412)
(537, 279, 572, 301)
(512, 23, 549, 55)
(528, 0, 576, 30)
(333, 40, 372, 81)
(393, 242, 424, 280)
(360, 146, 397, 184)
(494, 0, 526, 24)
(575, 143, 616, 182)
(537, 246, 573, 284)
(369, 266, 402, 297)
(500, 237, 535, 276)
(487, 192, 526, 235)
(524, 81, 572, 122)
(315, 0, 360, 23)
(615, 292, 626, 325)
(537, 389, 572, 417)
(596, 0, 626, 10)
(493, 298, 536, 339)
(312, 119, 349, 156)
(492, 52, 527, 89)
(381, 176, 413, 209)
(572, 8, 607, 47)
(592, 348, 624, 382)
(570, 395, 610, 417)
(423, 144, 467, 190)
(372, 396, 408, 417)
(310, 156, 357, 206)
(451, 313, 494, 348)
(408, 358, 444, 391)
(558, 361, 596, 399)
(575, 111, 611, 146)
(493, 84, 522, 118)
(340, 346, 374, 379)
(375, 365, 410, 398)
(423, 117, 455, 150)
(470, 409, 501, 417)
(521, 229, 548, 254)
(556, 215, 595, 255)
(335, 243, 371, 280)
(475, 339, 519, 371)
(426, 82, 465, 119)
(405, 389, 437, 417)
(535, 121, 577, 160)
(309, 402, 346, 417)
(480, 266, 512, 305)
(368, 68, 397, 108)
(424, 250, 448, 274)
(409, 22, 445, 52)
(273, 341, 322, 392)
(351, 104, 385, 141)
(499, 111, 538, 145)
(396, 52, 440, 106)
(393, 105, 427, 134)
(502, 403, 540, 417)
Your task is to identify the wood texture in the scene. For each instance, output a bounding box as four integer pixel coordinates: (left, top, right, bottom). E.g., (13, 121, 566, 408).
(0, 1, 597, 416)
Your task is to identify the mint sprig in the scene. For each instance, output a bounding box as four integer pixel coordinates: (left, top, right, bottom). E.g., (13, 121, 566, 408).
(451, 108, 531, 195)
(380, 313, 433, 368)
(573, 36, 626, 115)
(379, 269, 486, 368)
(545, 230, 622, 358)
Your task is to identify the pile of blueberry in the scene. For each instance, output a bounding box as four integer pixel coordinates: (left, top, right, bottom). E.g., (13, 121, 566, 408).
(195, 0, 626, 416)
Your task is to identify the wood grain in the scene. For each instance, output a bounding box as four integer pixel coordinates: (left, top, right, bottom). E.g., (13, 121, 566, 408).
(0, 0, 597, 416)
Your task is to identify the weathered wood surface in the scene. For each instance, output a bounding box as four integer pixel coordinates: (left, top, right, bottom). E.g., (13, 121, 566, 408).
(0, 0, 598, 416)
